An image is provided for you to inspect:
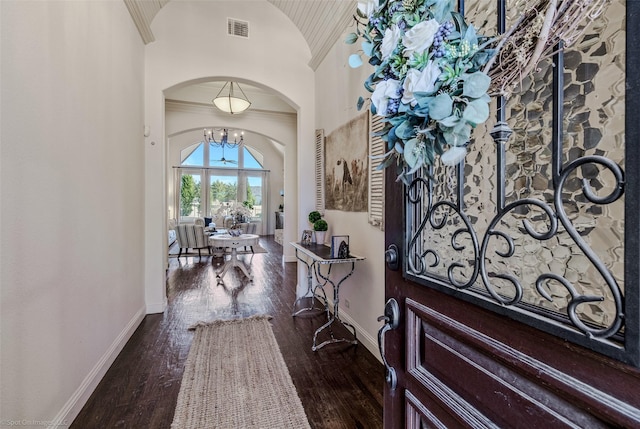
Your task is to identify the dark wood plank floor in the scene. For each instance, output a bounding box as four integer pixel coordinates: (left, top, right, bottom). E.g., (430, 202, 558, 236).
(71, 236, 384, 428)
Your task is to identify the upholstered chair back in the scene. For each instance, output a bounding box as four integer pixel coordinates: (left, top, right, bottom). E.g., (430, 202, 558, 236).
(175, 224, 209, 250)
(236, 223, 257, 235)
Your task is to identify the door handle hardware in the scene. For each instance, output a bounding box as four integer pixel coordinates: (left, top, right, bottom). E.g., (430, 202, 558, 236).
(385, 244, 399, 271)
(377, 298, 400, 390)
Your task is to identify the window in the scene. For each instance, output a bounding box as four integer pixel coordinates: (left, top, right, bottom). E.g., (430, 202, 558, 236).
(175, 142, 269, 232)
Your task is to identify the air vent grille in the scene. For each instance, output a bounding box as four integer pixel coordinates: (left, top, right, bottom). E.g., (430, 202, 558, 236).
(227, 18, 249, 38)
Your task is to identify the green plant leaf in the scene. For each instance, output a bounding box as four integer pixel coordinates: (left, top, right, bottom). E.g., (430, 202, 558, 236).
(462, 72, 491, 99)
(429, 94, 453, 120)
(462, 99, 490, 125)
(345, 32, 359, 44)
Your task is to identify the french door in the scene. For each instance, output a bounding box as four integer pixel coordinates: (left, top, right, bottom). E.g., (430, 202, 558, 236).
(381, 1, 640, 426)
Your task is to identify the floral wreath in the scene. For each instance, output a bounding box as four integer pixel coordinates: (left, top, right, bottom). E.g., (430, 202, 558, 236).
(348, 0, 608, 183)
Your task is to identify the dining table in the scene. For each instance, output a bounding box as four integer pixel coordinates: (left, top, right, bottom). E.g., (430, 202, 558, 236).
(209, 233, 259, 281)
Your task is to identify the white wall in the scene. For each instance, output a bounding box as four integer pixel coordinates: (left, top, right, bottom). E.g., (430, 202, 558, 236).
(144, 0, 317, 312)
(1, 1, 146, 427)
(314, 25, 386, 360)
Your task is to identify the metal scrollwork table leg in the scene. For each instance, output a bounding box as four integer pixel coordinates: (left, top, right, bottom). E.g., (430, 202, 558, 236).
(311, 261, 358, 351)
(291, 249, 329, 318)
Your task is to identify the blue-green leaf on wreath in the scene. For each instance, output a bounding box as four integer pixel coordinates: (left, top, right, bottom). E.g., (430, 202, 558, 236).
(387, 124, 399, 145)
(349, 54, 363, 68)
(472, 51, 490, 68)
(443, 123, 471, 146)
(452, 122, 472, 144)
(395, 120, 415, 139)
(377, 156, 396, 170)
(394, 141, 404, 154)
(429, 0, 455, 23)
(441, 146, 468, 166)
(397, 102, 412, 114)
(345, 32, 359, 45)
(414, 93, 434, 109)
(362, 41, 374, 57)
(388, 115, 406, 126)
(479, 93, 491, 103)
(462, 72, 491, 99)
(429, 94, 453, 120)
(451, 12, 468, 35)
(462, 99, 490, 125)
(463, 25, 478, 47)
(364, 74, 375, 92)
(357, 96, 365, 111)
(439, 115, 459, 128)
(403, 138, 422, 169)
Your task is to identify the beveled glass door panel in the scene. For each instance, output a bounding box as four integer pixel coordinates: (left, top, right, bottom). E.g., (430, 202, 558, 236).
(404, 0, 632, 365)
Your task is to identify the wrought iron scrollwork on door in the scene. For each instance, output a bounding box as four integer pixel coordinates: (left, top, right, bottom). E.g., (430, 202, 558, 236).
(404, 0, 634, 365)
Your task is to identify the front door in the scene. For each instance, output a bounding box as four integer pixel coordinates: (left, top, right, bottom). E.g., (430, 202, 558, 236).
(382, 1, 640, 427)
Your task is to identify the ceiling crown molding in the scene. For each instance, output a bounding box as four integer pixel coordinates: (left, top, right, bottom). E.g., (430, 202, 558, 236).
(123, 0, 356, 68)
(123, 0, 169, 44)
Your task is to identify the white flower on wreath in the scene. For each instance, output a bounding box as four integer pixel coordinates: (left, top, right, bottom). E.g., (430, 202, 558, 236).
(371, 79, 401, 116)
(402, 61, 441, 107)
(402, 19, 440, 58)
(357, 0, 378, 18)
(381, 24, 402, 61)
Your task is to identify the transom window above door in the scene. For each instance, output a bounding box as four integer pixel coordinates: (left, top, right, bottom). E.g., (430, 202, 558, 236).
(180, 142, 263, 169)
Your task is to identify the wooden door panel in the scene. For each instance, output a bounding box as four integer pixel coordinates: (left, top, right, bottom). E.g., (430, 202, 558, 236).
(380, 2, 640, 427)
(405, 298, 611, 428)
(385, 265, 640, 427)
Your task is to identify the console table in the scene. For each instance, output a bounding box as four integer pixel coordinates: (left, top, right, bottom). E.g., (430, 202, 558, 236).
(210, 234, 259, 282)
(290, 242, 365, 351)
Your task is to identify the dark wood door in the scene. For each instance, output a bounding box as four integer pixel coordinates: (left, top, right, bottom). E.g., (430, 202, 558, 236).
(381, 1, 640, 427)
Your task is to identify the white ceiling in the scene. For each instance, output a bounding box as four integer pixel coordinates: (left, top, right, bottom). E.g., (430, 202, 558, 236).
(165, 81, 296, 114)
(125, 0, 357, 113)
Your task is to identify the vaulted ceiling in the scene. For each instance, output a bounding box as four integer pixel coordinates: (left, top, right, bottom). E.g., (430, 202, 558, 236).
(123, 0, 357, 70)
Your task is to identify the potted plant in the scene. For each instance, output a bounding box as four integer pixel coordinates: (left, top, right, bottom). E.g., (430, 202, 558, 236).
(308, 210, 322, 224)
(313, 219, 328, 245)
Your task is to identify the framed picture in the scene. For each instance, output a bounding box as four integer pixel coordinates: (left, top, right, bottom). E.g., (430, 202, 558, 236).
(301, 230, 314, 245)
(331, 235, 350, 259)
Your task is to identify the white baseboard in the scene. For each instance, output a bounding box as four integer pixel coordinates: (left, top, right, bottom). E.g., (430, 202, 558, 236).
(49, 306, 146, 429)
(337, 308, 383, 364)
(145, 299, 167, 314)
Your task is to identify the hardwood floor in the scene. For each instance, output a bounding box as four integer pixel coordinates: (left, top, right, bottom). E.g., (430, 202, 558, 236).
(71, 236, 384, 428)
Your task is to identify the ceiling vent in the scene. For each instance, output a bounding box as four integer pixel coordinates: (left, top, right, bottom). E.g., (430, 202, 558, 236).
(227, 18, 249, 38)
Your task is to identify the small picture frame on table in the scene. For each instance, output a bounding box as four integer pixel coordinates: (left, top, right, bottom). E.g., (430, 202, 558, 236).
(301, 230, 314, 246)
(331, 235, 350, 259)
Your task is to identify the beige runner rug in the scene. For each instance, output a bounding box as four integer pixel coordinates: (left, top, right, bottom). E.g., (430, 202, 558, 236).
(171, 315, 311, 429)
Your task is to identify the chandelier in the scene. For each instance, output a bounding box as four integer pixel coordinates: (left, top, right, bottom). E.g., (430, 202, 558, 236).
(212, 81, 251, 114)
(203, 128, 244, 148)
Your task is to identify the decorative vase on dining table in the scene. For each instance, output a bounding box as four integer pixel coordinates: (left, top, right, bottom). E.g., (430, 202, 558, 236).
(314, 230, 327, 245)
